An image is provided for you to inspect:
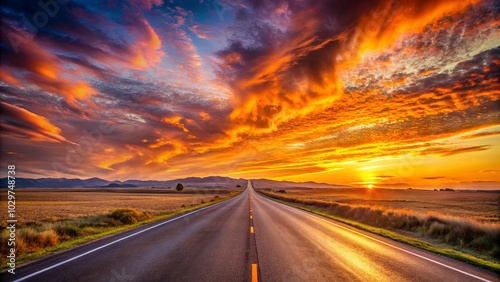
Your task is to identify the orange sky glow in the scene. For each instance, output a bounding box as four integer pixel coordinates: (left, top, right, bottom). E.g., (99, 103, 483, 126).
(0, 0, 499, 189)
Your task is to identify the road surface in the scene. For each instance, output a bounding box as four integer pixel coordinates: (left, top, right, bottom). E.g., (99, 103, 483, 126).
(2, 181, 498, 281)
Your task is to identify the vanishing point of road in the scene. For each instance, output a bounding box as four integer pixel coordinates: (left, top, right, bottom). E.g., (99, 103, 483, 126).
(2, 181, 498, 282)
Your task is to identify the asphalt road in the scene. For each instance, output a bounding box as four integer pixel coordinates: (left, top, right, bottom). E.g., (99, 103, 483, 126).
(2, 181, 498, 282)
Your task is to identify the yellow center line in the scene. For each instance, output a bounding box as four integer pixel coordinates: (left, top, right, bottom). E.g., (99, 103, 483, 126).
(250, 215, 252, 219)
(250, 226, 254, 233)
(252, 263, 258, 282)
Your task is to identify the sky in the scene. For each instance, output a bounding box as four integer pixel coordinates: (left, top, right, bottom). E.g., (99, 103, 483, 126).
(0, 0, 499, 189)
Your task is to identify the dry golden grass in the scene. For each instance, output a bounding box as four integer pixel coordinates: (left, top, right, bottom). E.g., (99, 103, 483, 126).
(260, 189, 500, 261)
(0, 188, 232, 224)
(277, 188, 500, 223)
(0, 188, 241, 267)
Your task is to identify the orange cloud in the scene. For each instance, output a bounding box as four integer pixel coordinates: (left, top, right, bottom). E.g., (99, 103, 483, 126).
(131, 19, 164, 69)
(199, 111, 211, 121)
(0, 68, 21, 86)
(145, 138, 188, 163)
(219, 0, 486, 145)
(0, 102, 74, 144)
(351, 0, 481, 56)
(163, 116, 190, 133)
(0, 28, 98, 108)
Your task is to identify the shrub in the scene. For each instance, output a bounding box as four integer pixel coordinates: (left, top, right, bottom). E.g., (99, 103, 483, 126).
(19, 228, 59, 250)
(427, 221, 446, 237)
(491, 244, 500, 259)
(80, 227, 96, 236)
(108, 208, 144, 224)
(39, 230, 59, 247)
(15, 238, 29, 254)
(54, 225, 80, 238)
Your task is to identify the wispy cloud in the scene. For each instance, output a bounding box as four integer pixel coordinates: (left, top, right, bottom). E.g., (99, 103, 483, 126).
(461, 131, 500, 139)
(422, 176, 446, 180)
(421, 145, 491, 157)
(189, 24, 213, 39)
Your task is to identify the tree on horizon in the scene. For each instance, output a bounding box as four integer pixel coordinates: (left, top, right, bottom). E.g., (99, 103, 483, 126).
(176, 183, 184, 192)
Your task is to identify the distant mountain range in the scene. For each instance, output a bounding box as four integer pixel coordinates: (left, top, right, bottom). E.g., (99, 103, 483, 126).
(251, 179, 351, 189)
(0, 176, 346, 189)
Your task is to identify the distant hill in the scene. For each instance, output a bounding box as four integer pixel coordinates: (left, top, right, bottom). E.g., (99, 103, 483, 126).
(104, 183, 137, 188)
(251, 179, 351, 189)
(0, 176, 246, 188)
(0, 176, 345, 189)
(0, 177, 110, 188)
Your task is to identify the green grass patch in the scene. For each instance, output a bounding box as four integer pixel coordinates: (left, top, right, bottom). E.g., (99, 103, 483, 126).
(257, 190, 500, 274)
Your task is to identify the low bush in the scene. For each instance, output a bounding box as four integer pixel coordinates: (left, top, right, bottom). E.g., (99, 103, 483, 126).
(108, 208, 148, 224)
(15, 228, 59, 253)
(54, 225, 80, 238)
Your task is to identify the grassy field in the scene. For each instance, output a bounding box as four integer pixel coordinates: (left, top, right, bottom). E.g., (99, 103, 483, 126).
(268, 188, 500, 223)
(0, 188, 241, 267)
(0, 188, 234, 224)
(257, 188, 500, 273)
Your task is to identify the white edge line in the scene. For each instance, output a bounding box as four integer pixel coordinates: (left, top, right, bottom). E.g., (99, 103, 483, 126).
(13, 191, 246, 282)
(256, 191, 493, 282)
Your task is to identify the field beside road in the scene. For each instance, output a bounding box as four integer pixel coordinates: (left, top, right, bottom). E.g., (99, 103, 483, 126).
(0, 188, 234, 224)
(257, 188, 500, 272)
(261, 188, 500, 223)
(0, 187, 241, 267)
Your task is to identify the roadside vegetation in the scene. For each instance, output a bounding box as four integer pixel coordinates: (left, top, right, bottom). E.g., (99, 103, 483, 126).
(0, 191, 241, 268)
(258, 189, 500, 273)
